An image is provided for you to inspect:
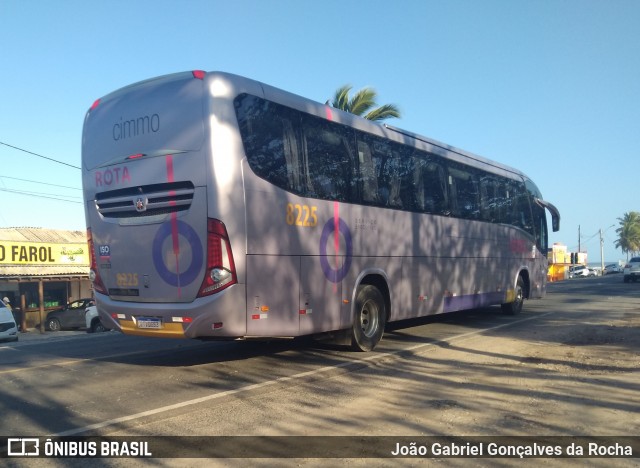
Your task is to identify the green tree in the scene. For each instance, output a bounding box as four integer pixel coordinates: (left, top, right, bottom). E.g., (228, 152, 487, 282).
(330, 85, 401, 121)
(615, 211, 640, 258)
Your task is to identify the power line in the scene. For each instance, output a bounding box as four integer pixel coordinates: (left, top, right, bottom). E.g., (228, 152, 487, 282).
(0, 175, 82, 191)
(0, 141, 81, 170)
(0, 187, 82, 204)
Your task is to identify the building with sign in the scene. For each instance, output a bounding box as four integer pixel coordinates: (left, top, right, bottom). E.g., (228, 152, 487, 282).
(0, 227, 91, 329)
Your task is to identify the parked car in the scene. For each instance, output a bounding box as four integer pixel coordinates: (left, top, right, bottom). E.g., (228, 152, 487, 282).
(45, 298, 95, 331)
(85, 306, 110, 333)
(569, 265, 590, 278)
(623, 257, 640, 283)
(0, 302, 19, 342)
(604, 264, 622, 275)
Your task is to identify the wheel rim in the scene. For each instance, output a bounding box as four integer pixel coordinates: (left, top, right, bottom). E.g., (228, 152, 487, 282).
(514, 286, 523, 311)
(359, 299, 380, 338)
(49, 320, 59, 331)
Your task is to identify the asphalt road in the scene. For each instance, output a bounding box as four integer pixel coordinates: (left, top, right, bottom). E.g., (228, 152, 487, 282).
(1, 274, 638, 466)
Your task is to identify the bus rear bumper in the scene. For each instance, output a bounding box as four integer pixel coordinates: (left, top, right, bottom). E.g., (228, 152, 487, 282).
(95, 284, 247, 339)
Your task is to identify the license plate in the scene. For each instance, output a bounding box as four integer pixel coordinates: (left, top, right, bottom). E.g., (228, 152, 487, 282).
(137, 318, 162, 329)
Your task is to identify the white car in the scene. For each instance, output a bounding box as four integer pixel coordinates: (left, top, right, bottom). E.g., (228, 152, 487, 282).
(604, 264, 622, 275)
(85, 306, 109, 333)
(623, 257, 640, 283)
(569, 265, 590, 278)
(0, 302, 19, 342)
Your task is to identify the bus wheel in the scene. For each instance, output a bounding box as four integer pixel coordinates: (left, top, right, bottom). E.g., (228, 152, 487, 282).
(501, 276, 524, 315)
(351, 285, 386, 352)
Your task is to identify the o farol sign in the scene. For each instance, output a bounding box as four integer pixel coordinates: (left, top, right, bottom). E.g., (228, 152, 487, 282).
(0, 241, 88, 266)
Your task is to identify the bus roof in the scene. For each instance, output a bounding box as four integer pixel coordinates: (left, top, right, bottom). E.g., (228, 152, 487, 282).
(86, 69, 536, 186)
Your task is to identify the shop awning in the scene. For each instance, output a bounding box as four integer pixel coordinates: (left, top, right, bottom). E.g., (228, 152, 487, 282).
(0, 265, 89, 280)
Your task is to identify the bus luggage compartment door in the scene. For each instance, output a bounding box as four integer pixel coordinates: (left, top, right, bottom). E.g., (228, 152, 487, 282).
(299, 256, 342, 335)
(246, 255, 300, 336)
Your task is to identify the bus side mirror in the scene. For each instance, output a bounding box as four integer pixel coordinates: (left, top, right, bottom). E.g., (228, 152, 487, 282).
(535, 198, 560, 232)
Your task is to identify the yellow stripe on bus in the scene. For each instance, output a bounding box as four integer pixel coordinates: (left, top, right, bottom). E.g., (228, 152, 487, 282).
(505, 289, 516, 303)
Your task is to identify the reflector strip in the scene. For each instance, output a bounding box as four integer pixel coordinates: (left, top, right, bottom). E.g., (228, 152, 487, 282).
(171, 317, 193, 323)
(251, 314, 268, 320)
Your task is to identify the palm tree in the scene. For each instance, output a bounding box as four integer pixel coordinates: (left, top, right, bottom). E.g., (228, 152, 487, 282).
(330, 85, 401, 122)
(615, 211, 640, 259)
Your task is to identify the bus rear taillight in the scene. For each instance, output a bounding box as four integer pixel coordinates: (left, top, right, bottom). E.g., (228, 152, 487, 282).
(87, 228, 108, 295)
(197, 219, 237, 297)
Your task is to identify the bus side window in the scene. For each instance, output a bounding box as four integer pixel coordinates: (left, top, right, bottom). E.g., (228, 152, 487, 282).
(531, 201, 547, 252)
(423, 161, 449, 215)
(480, 176, 499, 223)
(479, 176, 490, 221)
(368, 138, 393, 207)
(411, 156, 426, 212)
(357, 140, 379, 204)
(396, 148, 422, 212)
(512, 181, 534, 236)
(300, 114, 354, 202)
(236, 95, 306, 196)
(281, 118, 303, 194)
(385, 147, 405, 209)
(449, 165, 480, 220)
(377, 141, 416, 210)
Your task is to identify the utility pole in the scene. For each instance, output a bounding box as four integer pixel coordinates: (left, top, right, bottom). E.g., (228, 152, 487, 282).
(600, 228, 605, 275)
(599, 225, 615, 274)
(578, 225, 581, 255)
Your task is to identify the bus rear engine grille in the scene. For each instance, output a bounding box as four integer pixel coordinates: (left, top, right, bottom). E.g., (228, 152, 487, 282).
(95, 182, 195, 219)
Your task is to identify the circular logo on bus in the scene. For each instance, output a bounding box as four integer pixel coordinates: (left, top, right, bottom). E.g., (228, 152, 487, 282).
(152, 220, 203, 287)
(319, 217, 353, 283)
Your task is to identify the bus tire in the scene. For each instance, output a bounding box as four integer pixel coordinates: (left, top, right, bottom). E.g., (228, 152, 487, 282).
(351, 284, 386, 352)
(501, 276, 524, 315)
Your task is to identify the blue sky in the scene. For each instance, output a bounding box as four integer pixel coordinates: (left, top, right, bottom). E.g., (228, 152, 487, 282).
(0, 0, 638, 262)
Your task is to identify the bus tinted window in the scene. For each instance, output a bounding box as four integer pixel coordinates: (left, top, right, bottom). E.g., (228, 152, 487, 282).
(480, 175, 509, 223)
(356, 132, 450, 214)
(423, 161, 450, 215)
(510, 180, 534, 236)
(236, 94, 356, 201)
(356, 139, 379, 204)
(235, 95, 305, 195)
(300, 113, 355, 202)
(448, 163, 481, 220)
(235, 93, 536, 236)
